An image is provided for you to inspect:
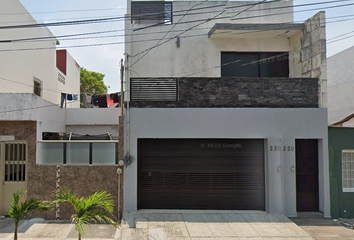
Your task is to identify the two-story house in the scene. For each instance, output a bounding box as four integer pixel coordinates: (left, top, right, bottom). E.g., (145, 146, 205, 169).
(0, 0, 121, 219)
(123, 0, 330, 217)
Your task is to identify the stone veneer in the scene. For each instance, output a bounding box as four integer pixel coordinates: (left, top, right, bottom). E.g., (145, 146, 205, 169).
(0, 121, 119, 220)
(289, 11, 327, 108)
(130, 77, 318, 108)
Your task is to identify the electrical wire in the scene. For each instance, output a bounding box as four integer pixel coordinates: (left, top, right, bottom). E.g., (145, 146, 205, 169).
(0, 0, 352, 30)
(0, 13, 353, 44)
(128, 0, 217, 69)
(129, 0, 266, 69)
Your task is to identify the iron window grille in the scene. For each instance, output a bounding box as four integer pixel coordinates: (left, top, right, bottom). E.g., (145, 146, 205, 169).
(342, 150, 354, 192)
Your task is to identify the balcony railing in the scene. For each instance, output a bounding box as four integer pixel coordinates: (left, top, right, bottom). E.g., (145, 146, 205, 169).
(129, 77, 319, 108)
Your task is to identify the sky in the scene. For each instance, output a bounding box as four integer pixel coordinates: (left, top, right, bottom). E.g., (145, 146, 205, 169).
(17, 0, 354, 92)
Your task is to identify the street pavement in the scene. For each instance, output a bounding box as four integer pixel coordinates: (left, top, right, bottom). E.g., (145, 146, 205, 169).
(1, 210, 354, 240)
(121, 210, 315, 240)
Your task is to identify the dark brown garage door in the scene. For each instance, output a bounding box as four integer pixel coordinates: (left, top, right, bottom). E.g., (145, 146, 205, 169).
(138, 139, 265, 210)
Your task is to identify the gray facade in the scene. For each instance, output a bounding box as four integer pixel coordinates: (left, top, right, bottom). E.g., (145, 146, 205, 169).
(123, 0, 330, 217)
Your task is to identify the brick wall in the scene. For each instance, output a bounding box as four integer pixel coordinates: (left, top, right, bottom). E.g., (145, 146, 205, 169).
(130, 77, 318, 108)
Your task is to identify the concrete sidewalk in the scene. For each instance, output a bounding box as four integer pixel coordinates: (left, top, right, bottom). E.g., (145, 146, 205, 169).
(292, 217, 354, 240)
(121, 210, 314, 240)
(0, 218, 120, 240)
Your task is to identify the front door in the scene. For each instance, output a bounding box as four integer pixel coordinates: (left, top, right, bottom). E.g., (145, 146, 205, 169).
(295, 139, 319, 212)
(0, 142, 27, 215)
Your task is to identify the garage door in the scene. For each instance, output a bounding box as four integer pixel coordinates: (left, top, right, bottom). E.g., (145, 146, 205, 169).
(138, 139, 265, 210)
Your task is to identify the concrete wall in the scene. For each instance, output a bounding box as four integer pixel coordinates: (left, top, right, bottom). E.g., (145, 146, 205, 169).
(289, 12, 327, 108)
(0, 0, 79, 107)
(130, 77, 318, 108)
(125, 1, 293, 81)
(0, 121, 57, 219)
(0, 93, 120, 219)
(327, 46, 354, 124)
(123, 108, 331, 217)
(56, 51, 81, 108)
(0, 121, 120, 220)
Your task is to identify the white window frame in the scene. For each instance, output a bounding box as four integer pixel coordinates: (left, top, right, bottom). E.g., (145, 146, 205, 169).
(342, 150, 354, 192)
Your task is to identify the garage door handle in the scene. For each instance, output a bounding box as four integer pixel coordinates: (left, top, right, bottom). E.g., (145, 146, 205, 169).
(148, 172, 151, 177)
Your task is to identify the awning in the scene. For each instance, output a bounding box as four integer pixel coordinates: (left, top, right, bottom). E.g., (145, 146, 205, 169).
(208, 23, 304, 39)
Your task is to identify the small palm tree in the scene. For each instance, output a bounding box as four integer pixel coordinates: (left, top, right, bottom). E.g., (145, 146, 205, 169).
(8, 189, 52, 240)
(53, 187, 118, 240)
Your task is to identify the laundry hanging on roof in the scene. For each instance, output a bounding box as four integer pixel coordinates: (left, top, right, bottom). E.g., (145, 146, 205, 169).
(97, 95, 107, 108)
(67, 94, 73, 101)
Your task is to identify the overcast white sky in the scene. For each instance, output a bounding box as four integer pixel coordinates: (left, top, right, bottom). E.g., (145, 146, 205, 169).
(18, 0, 354, 92)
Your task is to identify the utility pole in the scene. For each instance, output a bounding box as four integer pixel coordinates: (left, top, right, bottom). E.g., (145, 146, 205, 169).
(117, 59, 124, 220)
(120, 59, 124, 116)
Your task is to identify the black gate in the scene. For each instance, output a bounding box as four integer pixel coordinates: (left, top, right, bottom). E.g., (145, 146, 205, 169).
(138, 139, 265, 210)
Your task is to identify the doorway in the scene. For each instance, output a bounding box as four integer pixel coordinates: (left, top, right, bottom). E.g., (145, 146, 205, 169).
(0, 142, 27, 215)
(295, 139, 319, 212)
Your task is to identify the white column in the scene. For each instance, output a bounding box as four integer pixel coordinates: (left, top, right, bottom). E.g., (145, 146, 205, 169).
(282, 138, 297, 217)
(266, 138, 283, 214)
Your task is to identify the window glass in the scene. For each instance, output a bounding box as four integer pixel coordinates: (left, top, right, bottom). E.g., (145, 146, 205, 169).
(38, 142, 63, 165)
(92, 143, 116, 165)
(66, 143, 89, 165)
(221, 52, 289, 77)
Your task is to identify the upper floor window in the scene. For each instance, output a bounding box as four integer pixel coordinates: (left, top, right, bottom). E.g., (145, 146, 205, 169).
(131, 1, 172, 24)
(33, 77, 42, 97)
(221, 52, 289, 78)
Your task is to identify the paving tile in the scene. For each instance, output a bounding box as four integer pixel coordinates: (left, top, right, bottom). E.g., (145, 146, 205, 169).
(148, 228, 166, 240)
(18, 223, 47, 238)
(207, 223, 235, 237)
(184, 223, 212, 237)
(135, 218, 149, 229)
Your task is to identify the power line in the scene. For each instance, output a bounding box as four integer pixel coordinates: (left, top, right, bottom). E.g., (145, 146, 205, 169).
(1, 12, 353, 44)
(129, 0, 267, 68)
(0, 0, 352, 31)
(0, 76, 77, 95)
(0, 2, 353, 52)
(128, 0, 215, 69)
(1, 16, 354, 52)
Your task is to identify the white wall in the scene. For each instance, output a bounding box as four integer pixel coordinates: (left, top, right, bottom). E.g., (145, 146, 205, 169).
(65, 108, 120, 135)
(327, 46, 354, 124)
(0, 0, 79, 107)
(57, 51, 81, 108)
(126, 0, 294, 79)
(0, 93, 119, 136)
(123, 108, 331, 217)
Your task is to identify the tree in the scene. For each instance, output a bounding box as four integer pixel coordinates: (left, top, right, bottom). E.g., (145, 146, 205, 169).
(53, 187, 117, 240)
(8, 189, 52, 240)
(80, 68, 110, 106)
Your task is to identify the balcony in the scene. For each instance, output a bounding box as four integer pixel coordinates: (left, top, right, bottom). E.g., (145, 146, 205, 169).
(129, 77, 319, 108)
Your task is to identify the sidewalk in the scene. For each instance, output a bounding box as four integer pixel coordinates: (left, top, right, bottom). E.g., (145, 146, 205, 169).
(0, 218, 120, 240)
(291, 216, 354, 240)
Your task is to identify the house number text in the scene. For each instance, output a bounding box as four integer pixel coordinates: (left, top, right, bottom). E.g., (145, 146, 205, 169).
(269, 146, 294, 151)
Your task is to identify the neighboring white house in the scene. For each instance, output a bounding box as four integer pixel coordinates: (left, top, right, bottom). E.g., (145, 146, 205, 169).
(0, 0, 80, 108)
(327, 46, 354, 124)
(0, 0, 120, 219)
(124, 0, 330, 217)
